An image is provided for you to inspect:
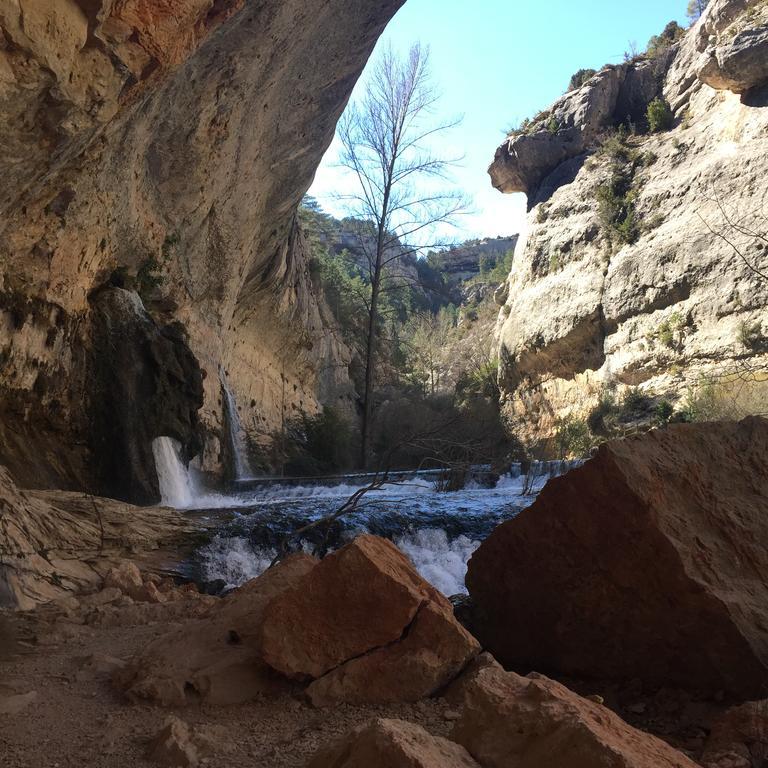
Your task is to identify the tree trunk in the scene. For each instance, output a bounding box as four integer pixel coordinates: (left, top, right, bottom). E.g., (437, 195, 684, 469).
(360, 258, 383, 469)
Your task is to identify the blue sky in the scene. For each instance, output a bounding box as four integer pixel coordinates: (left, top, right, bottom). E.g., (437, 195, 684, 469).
(309, 0, 689, 241)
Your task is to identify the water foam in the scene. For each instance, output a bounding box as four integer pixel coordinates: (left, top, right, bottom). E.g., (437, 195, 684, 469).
(199, 535, 275, 588)
(394, 529, 480, 596)
(152, 436, 194, 508)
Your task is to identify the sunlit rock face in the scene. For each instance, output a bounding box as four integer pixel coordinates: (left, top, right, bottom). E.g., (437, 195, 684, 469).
(0, 0, 403, 497)
(491, 0, 768, 442)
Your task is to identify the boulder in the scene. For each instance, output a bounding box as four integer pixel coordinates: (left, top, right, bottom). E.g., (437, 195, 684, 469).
(701, 700, 768, 768)
(258, 535, 456, 680)
(103, 561, 144, 597)
(696, 25, 768, 93)
(307, 718, 480, 768)
(257, 535, 479, 706)
(451, 663, 697, 768)
(466, 418, 768, 698)
(694, 0, 768, 94)
(307, 601, 480, 706)
(115, 554, 317, 706)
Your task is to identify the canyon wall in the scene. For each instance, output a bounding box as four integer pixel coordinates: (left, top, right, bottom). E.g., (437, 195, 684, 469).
(491, 0, 768, 442)
(0, 0, 403, 499)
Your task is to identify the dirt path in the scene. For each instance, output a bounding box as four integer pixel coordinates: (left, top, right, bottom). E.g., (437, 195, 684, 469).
(0, 607, 452, 768)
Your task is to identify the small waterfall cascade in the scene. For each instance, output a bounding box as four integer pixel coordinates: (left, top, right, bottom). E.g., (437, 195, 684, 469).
(221, 373, 254, 481)
(152, 436, 194, 508)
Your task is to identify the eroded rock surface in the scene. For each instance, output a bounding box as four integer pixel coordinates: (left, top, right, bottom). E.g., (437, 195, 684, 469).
(701, 700, 768, 768)
(307, 718, 481, 768)
(450, 661, 697, 768)
(0, 466, 192, 610)
(0, 0, 403, 497)
(491, 0, 768, 440)
(466, 418, 768, 698)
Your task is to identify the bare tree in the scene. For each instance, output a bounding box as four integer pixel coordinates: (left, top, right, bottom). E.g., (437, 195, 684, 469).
(403, 309, 454, 395)
(337, 43, 466, 468)
(696, 190, 768, 283)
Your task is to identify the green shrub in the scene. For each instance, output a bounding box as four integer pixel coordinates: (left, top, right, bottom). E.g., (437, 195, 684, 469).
(547, 116, 560, 135)
(738, 320, 764, 351)
(646, 98, 674, 132)
(622, 386, 651, 413)
(656, 320, 675, 348)
(655, 400, 674, 425)
(554, 416, 593, 459)
(596, 166, 639, 246)
(567, 68, 597, 92)
(587, 391, 618, 436)
(646, 21, 685, 58)
(136, 256, 164, 301)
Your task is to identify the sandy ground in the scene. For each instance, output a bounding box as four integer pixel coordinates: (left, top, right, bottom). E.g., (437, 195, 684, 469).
(0, 608, 454, 768)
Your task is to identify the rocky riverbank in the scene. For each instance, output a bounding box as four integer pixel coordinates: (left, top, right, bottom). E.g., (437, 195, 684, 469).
(3, 419, 768, 767)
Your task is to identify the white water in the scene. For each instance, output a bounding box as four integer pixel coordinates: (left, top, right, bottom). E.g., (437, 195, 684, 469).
(199, 528, 481, 597)
(152, 436, 195, 508)
(200, 535, 277, 587)
(221, 374, 254, 481)
(179, 459, 583, 596)
(394, 529, 481, 596)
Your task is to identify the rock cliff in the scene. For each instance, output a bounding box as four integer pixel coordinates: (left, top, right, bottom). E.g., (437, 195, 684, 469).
(0, 0, 404, 499)
(491, 0, 768, 441)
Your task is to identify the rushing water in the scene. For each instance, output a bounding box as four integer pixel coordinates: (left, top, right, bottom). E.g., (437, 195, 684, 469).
(221, 373, 255, 482)
(152, 437, 195, 508)
(154, 461, 580, 597)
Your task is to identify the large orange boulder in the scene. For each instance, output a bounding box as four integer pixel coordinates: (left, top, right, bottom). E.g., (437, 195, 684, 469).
(451, 662, 697, 768)
(307, 601, 479, 706)
(259, 535, 480, 704)
(466, 417, 768, 697)
(259, 535, 474, 677)
(307, 718, 480, 768)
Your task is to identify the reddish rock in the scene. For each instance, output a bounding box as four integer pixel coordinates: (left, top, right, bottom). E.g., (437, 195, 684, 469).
(103, 561, 144, 598)
(307, 601, 480, 706)
(701, 700, 768, 768)
(451, 663, 697, 768)
(115, 554, 317, 706)
(258, 535, 446, 680)
(307, 718, 480, 768)
(466, 418, 768, 697)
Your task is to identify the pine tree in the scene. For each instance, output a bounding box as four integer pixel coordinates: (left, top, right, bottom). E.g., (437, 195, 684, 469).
(687, 0, 709, 23)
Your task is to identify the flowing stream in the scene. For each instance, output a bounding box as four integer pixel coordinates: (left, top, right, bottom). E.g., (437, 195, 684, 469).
(152, 453, 580, 597)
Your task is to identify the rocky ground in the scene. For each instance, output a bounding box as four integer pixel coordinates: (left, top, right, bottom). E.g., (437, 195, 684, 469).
(0, 606, 453, 767)
(2, 419, 768, 767)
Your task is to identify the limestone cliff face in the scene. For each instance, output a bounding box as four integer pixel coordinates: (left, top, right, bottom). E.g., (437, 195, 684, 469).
(0, 1, 403, 498)
(492, 0, 768, 442)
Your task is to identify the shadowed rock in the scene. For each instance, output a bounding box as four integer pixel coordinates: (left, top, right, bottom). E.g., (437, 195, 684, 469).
(467, 418, 768, 698)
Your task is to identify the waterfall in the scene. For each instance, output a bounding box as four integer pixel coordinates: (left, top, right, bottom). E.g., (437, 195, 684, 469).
(221, 374, 254, 481)
(152, 436, 194, 508)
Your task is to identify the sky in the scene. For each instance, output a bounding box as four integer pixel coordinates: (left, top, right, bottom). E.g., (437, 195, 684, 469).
(309, 0, 690, 243)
